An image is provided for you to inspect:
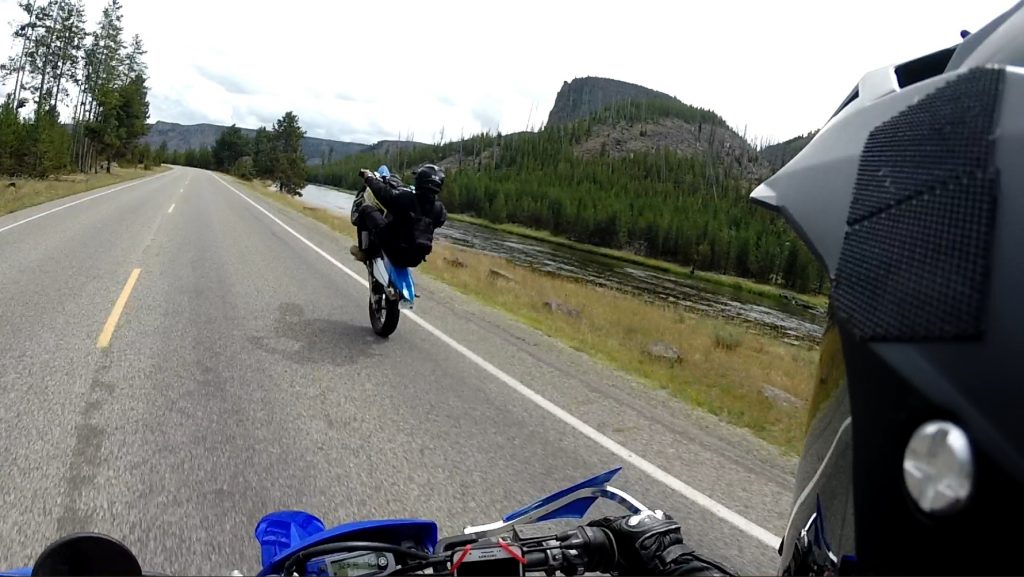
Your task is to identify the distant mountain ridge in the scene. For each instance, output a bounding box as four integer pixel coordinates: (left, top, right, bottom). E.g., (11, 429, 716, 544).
(140, 121, 429, 165)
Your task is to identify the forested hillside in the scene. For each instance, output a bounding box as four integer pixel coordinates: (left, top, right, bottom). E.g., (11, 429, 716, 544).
(140, 120, 369, 164)
(761, 130, 817, 169)
(305, 97, 826, 293)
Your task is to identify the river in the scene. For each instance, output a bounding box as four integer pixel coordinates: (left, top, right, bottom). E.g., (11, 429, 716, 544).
(297, 183, 826, 344)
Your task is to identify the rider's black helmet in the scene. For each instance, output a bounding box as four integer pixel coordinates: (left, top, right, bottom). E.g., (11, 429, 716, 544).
(750, 2, 1024, 574)
(413, 164, 445, 195)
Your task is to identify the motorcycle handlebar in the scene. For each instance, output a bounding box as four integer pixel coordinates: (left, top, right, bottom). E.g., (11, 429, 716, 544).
(514, 525, 618, 575)
(13, 525, 620, 577)
(561, 525, 619, 573)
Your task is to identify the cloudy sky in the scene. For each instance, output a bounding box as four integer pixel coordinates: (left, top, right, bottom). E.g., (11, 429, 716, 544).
(0, 0, 1018, 146)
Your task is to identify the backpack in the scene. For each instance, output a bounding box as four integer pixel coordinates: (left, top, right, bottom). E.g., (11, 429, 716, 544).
(383, 190, 438, 268)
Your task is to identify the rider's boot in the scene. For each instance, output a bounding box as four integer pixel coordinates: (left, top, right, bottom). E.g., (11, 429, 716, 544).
(350, 245, 368, 262)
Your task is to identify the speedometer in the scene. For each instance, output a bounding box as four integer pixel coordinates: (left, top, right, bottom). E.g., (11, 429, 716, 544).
(305, 551, 393, 576)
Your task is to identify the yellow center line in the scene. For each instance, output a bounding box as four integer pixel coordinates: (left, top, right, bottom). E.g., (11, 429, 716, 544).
(168, 203, 175, 213)
(97, 268, 142, 349)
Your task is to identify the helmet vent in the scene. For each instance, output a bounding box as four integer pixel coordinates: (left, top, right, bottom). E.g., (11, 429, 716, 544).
(903, 420, 974, 514)
(833, 66, 1004, 341)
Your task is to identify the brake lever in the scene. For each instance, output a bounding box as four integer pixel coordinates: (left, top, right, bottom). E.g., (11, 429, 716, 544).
(594, 486, 648, 515)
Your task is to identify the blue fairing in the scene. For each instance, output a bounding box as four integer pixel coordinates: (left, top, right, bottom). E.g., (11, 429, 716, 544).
(0, 566, 31, 576)
(256, 512, 438, 577)
(502, 467, 621, 523)
(255, 510, 326, 568)
(384, 256, 415, 304)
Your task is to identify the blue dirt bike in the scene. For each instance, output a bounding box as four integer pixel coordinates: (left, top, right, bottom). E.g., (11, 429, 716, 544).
(356, 166, 417, 338)
(0, 467, 655, 576)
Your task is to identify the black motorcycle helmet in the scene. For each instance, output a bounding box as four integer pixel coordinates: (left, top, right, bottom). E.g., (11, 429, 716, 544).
(750, 2, 1024, 574)
(413, 164, 445, 195)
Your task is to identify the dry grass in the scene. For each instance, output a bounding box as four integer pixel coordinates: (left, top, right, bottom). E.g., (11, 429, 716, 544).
(421, 247, 817, 453)
(239, 177, 818, 454)
(0, 166, 171, 218)
(713, 327, 744, 351)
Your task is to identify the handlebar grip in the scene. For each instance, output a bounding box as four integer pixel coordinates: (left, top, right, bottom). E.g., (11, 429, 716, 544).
(524, 551, 549, 570)
(562, 526, 617, 574)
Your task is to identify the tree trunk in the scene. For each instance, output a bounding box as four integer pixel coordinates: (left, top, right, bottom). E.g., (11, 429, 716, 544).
(49, 4, 73, 114)
(34, 1, 64, 120)
(81, 94, 96, 172)
(51, 55, 70, 114)
(70, 86, 85, 167)
(11, 1, 39, 110)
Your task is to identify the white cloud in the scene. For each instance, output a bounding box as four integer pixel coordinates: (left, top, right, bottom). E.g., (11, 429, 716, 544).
(0, 0, 1017, 145)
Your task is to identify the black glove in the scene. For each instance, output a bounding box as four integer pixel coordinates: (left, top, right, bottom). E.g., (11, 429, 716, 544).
(587, 511, 735, 576)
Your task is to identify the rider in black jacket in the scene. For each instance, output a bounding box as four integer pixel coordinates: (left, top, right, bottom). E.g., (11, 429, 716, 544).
(350, 164, 447, 265)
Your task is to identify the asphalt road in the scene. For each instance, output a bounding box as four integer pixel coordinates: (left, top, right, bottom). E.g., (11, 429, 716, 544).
(0, 166, 798, 575)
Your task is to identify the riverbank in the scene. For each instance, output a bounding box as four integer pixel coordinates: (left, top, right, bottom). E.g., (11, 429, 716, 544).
(0, 166, 171, 218)
(448, 214, 829, 311)
(304, 182, 828, 311)
(239, 177, 815, 455)
(298, 183, 824, 343)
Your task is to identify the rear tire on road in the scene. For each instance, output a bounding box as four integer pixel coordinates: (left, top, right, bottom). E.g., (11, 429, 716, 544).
(369, 283, 400, 337)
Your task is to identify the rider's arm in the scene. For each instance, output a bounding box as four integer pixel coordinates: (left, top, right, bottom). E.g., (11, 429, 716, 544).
(660, 552, 737, 576)
(432, 199, 447, 228)
(351, 183, 368, 224)
(363, 174, 397, 207)
(587, 512, 737, 576)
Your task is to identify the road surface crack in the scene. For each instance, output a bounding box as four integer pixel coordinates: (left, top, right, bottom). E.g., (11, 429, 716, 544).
(56, 357, 115, 534)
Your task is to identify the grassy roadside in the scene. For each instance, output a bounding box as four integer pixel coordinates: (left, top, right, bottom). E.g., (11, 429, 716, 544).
(0, 166, 171, 218)
(449, 214, 829, 310)
(239, 177, 815, 455)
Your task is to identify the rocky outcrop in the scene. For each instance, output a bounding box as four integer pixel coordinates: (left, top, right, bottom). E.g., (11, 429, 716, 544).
(546, 76, 678, 126)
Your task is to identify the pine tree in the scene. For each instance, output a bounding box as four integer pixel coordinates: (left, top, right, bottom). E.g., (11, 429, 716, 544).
(212, 124, 251, 172)
(1, 1, 40, 111)
(271, 111, 306, 196)
(122, 33, 145, 83)
(251, 126, 273, 178)
(115, 72, 149, 164)
(0, 0, 152, 177)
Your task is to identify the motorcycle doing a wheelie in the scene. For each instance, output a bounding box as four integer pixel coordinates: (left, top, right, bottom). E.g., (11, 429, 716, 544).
(354, 168, 418, 338)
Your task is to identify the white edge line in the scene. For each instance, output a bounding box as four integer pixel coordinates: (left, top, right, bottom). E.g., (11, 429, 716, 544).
(213, 173, 783, 551)
(0, 170, 173, 235)
(168, 203, 175, 214)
